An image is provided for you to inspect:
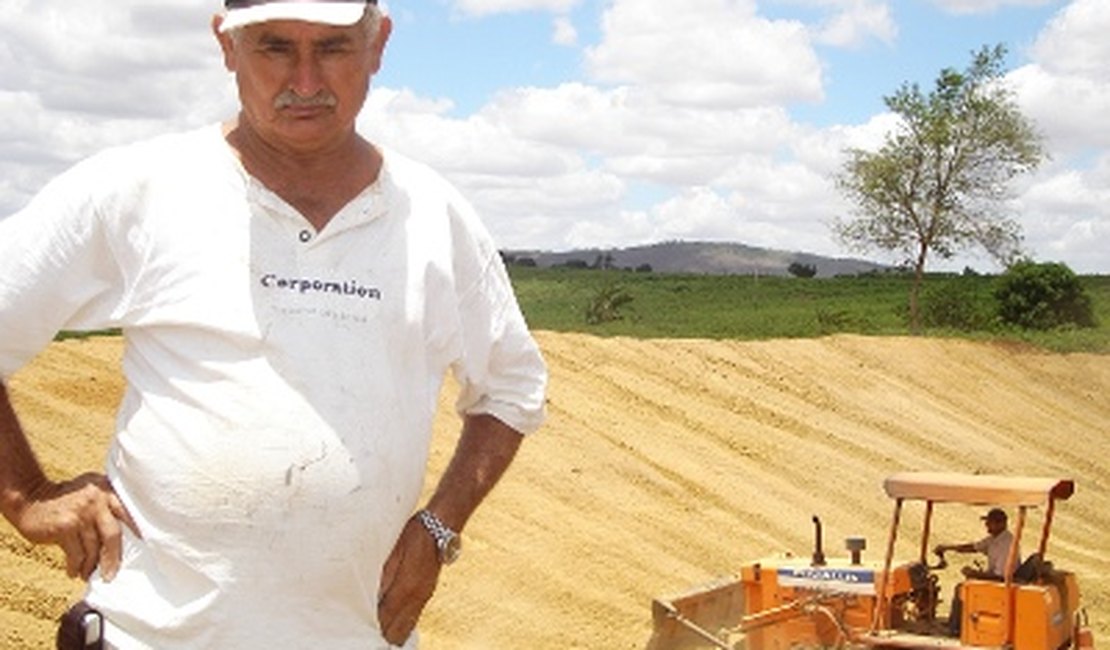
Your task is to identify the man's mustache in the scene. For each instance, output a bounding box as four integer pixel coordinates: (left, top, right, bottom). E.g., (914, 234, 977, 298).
(274, 91, 338, 110)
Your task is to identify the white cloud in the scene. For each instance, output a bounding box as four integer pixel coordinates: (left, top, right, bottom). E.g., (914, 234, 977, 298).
(467, 83, 797, 180)
(620, 181, 841, 255)
(1017, 161, 1110, 270)
(361, 0, 1108, 270)
(452, 0, 579, 17)
(1008, 0, 1110, 151)
(359, 87, 629, 249)
(557, 188, 759, 250)
(1009, 65, 1110, 153)
(812, 0, 897, 47)
(360, 73, 840, 255)
(584, 0, 824, 108)
(928, 0, 1058, 15)
(1, 0, 1106, 273)
(1028, 0, 1110, 81)
(0, 0, 234, 214)
(649, 187, 737, 238)
(973, 0, 1109, 273)
(0, 1, 221, 113)
(552, 16, 578, 46)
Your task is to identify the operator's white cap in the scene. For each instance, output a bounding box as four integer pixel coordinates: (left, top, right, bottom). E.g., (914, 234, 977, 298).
(219, 0, 377, 33)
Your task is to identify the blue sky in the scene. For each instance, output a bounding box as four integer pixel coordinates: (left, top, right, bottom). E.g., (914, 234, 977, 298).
(379, 1, 1064, 125)
(785, 2, 1063, 125)
(2, 0, 1107, 273)
(378, 4, 589, 114)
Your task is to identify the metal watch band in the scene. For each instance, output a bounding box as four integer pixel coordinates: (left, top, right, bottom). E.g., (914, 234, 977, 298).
(416, 509, 461, 564)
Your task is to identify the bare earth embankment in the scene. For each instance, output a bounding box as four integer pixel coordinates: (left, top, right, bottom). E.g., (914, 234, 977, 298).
(2, 332, 1108, 648)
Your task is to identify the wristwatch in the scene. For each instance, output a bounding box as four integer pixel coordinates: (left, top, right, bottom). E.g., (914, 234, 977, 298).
(416, 509, 462, 565)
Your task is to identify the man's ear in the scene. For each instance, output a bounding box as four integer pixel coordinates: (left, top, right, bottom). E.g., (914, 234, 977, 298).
(368, 15, 393, 74)
(211, 14, 237, 72)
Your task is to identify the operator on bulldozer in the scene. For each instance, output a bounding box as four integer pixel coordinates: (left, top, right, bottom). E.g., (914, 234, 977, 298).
(935, 507, 1022, 636)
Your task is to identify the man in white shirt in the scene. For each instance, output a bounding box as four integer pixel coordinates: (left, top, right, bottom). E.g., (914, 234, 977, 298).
(935, 507, 1021, 636)
(935, 507, 1021, 579)
(0, 1, 547, 648)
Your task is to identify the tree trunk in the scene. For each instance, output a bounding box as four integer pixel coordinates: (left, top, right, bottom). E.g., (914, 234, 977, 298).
(908, 250, 928, 335)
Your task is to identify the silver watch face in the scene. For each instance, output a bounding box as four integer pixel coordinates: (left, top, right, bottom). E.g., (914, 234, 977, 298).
(442, 534, 462, 564)
(417, 509, 462, 565)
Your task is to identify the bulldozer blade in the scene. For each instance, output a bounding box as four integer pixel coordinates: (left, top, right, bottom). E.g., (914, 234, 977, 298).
(647, 576, 745, 649)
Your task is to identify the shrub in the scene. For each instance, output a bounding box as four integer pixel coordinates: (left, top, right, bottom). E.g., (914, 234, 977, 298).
(815, 307, 852, 333)
(921, 278, 995, 331)
(585, 284, 634, 325)
(788, 262, 817, 278)
(994, 261, 1096, 330)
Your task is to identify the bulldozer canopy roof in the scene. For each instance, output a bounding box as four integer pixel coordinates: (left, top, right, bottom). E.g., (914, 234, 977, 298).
(884, 472, 1074, 507)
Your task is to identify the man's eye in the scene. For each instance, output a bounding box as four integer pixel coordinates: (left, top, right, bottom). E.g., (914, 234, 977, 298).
(257, 40, 293, 55)
(319, 45, 350, 56)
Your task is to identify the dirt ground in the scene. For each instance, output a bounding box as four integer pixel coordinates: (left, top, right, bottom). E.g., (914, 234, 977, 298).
(2, 332, 1107, 648)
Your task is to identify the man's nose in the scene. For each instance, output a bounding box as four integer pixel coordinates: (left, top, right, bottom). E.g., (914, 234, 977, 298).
(289, 53, 326, 97)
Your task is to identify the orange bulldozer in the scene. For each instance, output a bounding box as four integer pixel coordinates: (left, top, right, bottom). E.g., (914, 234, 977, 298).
(649, 472, 1095, 650)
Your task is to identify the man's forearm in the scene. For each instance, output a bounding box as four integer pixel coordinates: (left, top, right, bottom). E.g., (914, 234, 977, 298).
(938, 542, 976, 554)
(0, 381, 50, 525)
(424, 413, 523, 532)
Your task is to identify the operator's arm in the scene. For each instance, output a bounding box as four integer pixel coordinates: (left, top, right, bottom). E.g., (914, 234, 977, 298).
(934, 541, 998, 579)
(934, 542, 976, 554)
(0, 380, 135, 581)
(377, 413, 523, 645)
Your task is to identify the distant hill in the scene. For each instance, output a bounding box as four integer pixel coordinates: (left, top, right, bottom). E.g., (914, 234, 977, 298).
(503, 241, 891, 278)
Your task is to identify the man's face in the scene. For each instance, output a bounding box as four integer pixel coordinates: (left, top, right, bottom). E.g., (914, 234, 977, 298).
(985, 517, 1006, 536)
(214, 14, 391, 153)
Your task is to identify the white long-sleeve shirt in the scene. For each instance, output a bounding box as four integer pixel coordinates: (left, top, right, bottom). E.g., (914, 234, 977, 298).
(0, 125, 546, 648)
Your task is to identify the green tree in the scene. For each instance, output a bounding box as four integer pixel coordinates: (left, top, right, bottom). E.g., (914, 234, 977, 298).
(834, 45, 1045, 332)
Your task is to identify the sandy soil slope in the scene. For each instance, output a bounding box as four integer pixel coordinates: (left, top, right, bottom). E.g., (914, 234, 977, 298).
(2, 332, 1107, 648)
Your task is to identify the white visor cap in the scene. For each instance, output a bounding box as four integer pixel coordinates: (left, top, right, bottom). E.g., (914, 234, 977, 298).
(219, 1, 373, 33)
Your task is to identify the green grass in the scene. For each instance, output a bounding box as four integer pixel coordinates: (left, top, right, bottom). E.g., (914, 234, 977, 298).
(55, 329, 120, 341)
(55, 270, 1110, 354)
(509, 267, 1110, 353)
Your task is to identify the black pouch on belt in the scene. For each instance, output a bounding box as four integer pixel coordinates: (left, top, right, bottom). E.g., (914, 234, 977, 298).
(56, 600, 104, 650)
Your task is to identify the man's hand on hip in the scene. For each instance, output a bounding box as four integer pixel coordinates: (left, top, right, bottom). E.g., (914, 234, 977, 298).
(13, 472, 138, 581)
(378, 514, 441, 646)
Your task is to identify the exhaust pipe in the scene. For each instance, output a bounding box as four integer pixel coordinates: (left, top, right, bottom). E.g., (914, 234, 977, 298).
(845, 537, 867, 565)
(812, 515, 826, 566)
